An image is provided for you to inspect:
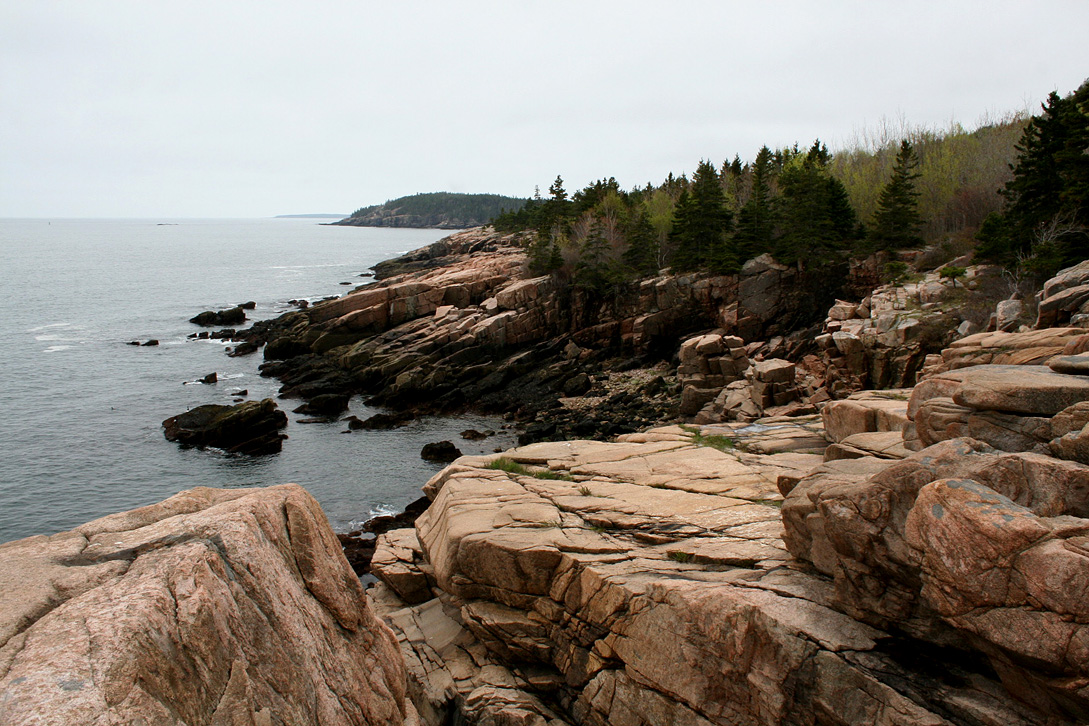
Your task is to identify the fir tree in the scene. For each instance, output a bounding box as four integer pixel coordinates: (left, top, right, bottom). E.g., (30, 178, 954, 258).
(868, 140, 924, 250)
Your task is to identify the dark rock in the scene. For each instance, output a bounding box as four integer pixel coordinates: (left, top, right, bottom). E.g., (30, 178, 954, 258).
(292, 394, 349, 417)
(162, 399, 287, 455)
(127, 341, 141, 346)
(141, 339, 159, 347)
(227, 341, 259, 357)
(240, 301, 256, 310)
(209, 329, 237, 340)
(563, 373, 592, 396)
(337, 497, 430, 575)
(358, 412, 414, 429)
(460, 429, 488, 440)
(189, 306, 247, 327)
(421, 441, 461, 462)
(201, 372, 218, 384)
(345, 416, 365, 430)
(264, 336, 312, 360)
(229, 389, 248, 397)
(518, 422, 557, 446)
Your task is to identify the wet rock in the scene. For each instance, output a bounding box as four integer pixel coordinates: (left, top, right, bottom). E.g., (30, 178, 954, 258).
(357, 411, 414, 429)
(227, 341, 259, 357)
(162, 399, 288, 455)
(189, 306, 246, 327)
(264, 336, 312, 360)
(460, 429, 488, 440)
(292, 393, 349, 417)
(421, 440, 461, 462)
(200, 372, 217, 384)
(141, 339, 159, 347)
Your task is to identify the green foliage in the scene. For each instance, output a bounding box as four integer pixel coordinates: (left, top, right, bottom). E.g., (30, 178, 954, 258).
(668, 160, 737, 272)
(485, 457, 572, 480)
(883, 261, 911, 286)
(485, 457, 529, 475)
(775, 141, 857, 264)
(869, 140, 924, 250)
(681, 424, 735, 451)
(977, 80, 1089, 276)
(348, 192, 528, 228)
(939, 265, 967, 287)
(667, 551, 694, 563)
(830, 115, 1026, 239)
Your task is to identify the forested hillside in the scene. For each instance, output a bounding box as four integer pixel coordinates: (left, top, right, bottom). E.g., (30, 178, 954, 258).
(334, 192, 527, 229)
(492, 79, 1088, 300)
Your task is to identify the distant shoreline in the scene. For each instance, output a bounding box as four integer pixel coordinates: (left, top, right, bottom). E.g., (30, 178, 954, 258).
(274, 213, 348, 219)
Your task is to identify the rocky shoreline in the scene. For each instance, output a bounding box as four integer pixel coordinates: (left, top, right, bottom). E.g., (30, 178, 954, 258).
(6, 233, 1089, 723)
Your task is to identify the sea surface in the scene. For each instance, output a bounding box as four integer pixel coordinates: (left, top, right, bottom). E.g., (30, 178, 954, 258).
(0, 218, 516, 544)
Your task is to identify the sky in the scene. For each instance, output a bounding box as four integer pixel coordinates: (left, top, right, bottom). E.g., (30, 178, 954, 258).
(1, 1, 1087, 218)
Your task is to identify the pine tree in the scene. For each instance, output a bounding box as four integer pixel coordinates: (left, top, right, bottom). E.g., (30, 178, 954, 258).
(868, 140, 924, 250)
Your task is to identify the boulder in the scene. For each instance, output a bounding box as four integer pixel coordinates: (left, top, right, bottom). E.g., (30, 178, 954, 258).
(0, 485, 415, 725)
(421, 440, 462, 462)
(784, 437, 1089, 720)
(292, 393, 350, 417)
(189, 306, 246, 327)
(162, 399, 288, 455)
(914, 364, 1089, 417)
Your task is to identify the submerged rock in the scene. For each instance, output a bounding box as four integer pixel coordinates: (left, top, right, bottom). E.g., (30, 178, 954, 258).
(162, 398, 287, 455)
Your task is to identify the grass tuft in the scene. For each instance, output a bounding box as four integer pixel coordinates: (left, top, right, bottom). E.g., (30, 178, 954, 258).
(486, 457, 572, 480)
(681, 424, 735, 452)
(667, 551, 694, 563)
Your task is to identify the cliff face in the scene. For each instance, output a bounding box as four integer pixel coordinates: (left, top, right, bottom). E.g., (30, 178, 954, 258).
(0, 485, 417, 725)
(244, 229, 835, 442)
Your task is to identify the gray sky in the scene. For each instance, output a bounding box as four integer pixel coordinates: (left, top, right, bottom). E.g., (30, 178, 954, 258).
(2, 1, 1086, 218)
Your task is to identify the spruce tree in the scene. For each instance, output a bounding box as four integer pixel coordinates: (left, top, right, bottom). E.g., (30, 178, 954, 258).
(735, 145, 776, 261)
(669, 160, 736, 272)
(776, 141, 854, 263)
(869, 140, 924, 250)
(979, 81, 1089, 271)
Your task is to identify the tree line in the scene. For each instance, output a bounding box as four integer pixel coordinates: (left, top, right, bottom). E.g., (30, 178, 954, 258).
(492, 79, 1088, 294)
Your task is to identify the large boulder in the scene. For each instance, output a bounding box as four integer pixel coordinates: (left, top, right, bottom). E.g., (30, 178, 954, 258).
(162, 399, 288, 455)
(0, 484, 415, 725)
(783, 438, 1089, 720)
(189, 306, 247, 327)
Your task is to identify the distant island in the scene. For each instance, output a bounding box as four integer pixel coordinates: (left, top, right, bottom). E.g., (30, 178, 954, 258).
(330, 192, 528, 229)
(275, 213, 349, 219)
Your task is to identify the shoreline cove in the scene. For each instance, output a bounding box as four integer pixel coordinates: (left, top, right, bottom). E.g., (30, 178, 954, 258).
(3, 226, 1089, 724)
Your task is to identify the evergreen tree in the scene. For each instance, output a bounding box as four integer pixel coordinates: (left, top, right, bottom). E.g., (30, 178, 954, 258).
(978, 81, 1089, 271)
(669, 160, 736, 272)
(776, 141, 855, 263)
(622, 209, 660, 276)
(868, 140, 924, 250)
(735, 145, 776, 261)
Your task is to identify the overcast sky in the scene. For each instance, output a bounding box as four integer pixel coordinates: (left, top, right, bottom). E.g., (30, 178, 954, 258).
(2, 1, 1086, 218)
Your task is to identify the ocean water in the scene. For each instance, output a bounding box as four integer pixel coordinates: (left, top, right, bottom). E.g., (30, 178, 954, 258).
(0, 218, 516, 544)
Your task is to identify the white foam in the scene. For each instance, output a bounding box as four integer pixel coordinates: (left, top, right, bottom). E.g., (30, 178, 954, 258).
(27, 323, 72, 332)
(43, 345, 73, 353)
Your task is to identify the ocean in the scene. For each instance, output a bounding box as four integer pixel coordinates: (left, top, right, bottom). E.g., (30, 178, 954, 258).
(0, 218, 516, 544)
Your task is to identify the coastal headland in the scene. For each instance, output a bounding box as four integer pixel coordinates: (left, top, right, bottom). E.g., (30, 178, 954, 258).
(5, 228, 1089, 724)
